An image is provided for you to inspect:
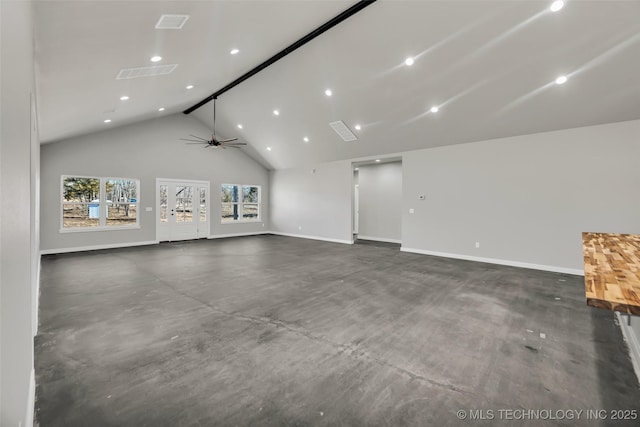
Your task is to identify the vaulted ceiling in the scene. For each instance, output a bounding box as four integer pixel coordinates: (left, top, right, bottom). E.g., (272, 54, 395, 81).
(34, 1, 640, 170)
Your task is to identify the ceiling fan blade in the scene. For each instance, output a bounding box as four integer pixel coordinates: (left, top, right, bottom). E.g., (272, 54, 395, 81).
(189, 134, 210, 142)
(224, 142, 247, 146)
(225, 145, 241, 148)
(182, 139, 208, 143)
(216, 137, 238, 143)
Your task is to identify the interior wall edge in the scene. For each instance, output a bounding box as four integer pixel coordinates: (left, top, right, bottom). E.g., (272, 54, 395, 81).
(1, 0, 37, 424)
(34, 254, 41, 337)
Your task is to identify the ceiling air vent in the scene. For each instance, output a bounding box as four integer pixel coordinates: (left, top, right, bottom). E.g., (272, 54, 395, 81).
(155, 14, 190, 29)
(116, 64, 178, 80)
(329, 121, 357, 142)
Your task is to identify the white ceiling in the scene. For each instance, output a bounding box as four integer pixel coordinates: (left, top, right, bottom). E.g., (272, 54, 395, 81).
(34, 0, 640, 170)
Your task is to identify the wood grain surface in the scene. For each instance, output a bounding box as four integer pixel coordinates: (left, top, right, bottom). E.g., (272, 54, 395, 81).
(583, 232, 640, 315)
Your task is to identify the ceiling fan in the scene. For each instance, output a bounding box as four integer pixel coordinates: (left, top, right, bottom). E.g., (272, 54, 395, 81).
(181, 98, 246, 149)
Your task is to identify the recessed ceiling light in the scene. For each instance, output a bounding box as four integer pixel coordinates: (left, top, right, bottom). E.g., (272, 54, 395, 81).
(120, 95, 129, 101)
(375, 159, 381, 163)
(550, 1, 564, 12)
(104, 119, 112, 123)
(555, 75, 568, 85)
(158, 107, 165, 112)
(405, 57, 414, 66)
(273, 109, 279, 116)
(266, 147, 272, 151)
(430, 106, 439, 113)
(186, 85, 194, 90)
(303, 137, 309, 142)
(237, 124, 243, 129)
(354, 124, 361, 131)
(150, 55, 162, 62)
(230, 48, 239, 55)
(325, 89, 332, 97)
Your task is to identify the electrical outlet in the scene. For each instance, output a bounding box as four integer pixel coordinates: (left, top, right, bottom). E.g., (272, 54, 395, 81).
(475, 242, 480, 249)
(145, 207, 153, 212)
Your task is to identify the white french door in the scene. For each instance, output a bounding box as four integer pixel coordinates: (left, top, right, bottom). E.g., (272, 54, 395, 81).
(157, 179, 209, 241)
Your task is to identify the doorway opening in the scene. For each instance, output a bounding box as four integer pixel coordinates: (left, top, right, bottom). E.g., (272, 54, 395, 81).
(157, 179, 210, 242)
(352, 158, 402, 246)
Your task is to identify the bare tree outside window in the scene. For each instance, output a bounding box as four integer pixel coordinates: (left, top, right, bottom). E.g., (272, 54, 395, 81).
(221, 184, 260, 223)
(61, 176, 139, 230)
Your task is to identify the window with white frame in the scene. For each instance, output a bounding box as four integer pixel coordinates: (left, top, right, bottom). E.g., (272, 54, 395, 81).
(221, 184, 260, 223)
(61, 176, 139, 230)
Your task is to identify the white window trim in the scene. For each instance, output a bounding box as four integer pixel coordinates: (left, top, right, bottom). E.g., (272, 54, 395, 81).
(221, 183, 261, 224)
(60, 175, 141, 233)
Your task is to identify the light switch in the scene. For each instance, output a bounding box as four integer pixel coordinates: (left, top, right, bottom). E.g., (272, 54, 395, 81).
(409, 208, 415, 214)
(145, 207, 153, 212)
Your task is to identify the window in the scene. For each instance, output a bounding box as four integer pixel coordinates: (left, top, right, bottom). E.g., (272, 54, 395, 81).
(175, 185, 194, 223)
(62, 177, 100, 228)
(62, 176, 139, 231)
(221, 184, 260, 223)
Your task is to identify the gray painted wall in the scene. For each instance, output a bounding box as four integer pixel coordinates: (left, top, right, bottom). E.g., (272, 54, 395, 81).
(270, 161, 352, 243)
(269, 120, 639, 273)
(402, 119, 640, 273)
(1, 0, 39, 424)
(40, 114, 269, 252)
(357, 162, 402, 242)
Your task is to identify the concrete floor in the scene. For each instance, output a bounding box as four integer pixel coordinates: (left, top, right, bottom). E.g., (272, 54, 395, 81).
(35, 235, 640, 426)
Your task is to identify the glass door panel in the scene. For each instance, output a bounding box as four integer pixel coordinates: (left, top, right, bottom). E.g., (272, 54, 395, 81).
(158, 180, 209, 242)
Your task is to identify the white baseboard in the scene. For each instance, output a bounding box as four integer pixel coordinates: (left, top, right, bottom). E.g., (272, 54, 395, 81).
(26, 368, 35, 427)
(40, 240, 158, 255)
(400, 247, 584, 276)
(616, 312, 640, 385)
(269, 231, 353, 245)
(357, 235, 402, 244)
(208, 231, 270, 239)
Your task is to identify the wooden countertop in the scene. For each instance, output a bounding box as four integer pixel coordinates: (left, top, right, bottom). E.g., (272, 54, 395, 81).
(583, 232, 640, 315)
